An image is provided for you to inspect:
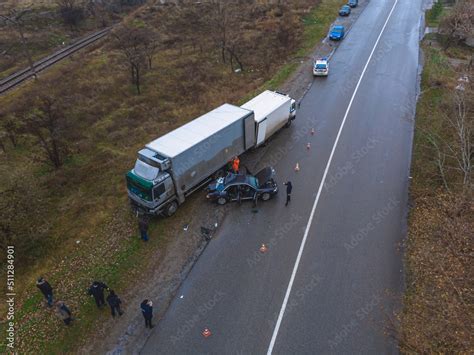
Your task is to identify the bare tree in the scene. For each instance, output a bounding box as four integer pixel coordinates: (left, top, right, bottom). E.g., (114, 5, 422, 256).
(0, 132, 6, 153)
(143, 33, 160, 69)
(203, 0, 245, 72)
(1, 116, 20, 148)
(113, 25, 157, 94)
(56, 0, 86, 30)
(449, 89, 472, 186)
(87, 0, 110, 28)
(421, 85, 473, 189)
(24, 95, 70, 169)
(439, 0, 474, 49)
(425, 131, 450, 191)
(0, 10, 37, 79)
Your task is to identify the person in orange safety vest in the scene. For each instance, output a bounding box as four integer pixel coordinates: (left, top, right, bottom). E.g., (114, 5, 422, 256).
(232, 156, 240, 174)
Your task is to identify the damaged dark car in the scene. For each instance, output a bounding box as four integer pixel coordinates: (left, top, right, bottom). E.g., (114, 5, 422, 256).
(206, 167, 278, 205)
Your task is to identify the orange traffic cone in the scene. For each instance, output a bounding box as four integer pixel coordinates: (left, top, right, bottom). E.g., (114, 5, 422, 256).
(259, 244, 268, 253)
(202, 328, 212, 338)
(295, 162, 300, 172)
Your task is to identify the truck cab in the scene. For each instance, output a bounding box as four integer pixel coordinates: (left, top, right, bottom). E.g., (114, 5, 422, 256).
(126, 148, 178, 216)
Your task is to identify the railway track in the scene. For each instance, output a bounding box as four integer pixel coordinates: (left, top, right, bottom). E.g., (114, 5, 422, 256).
(0, 27, 111, 95)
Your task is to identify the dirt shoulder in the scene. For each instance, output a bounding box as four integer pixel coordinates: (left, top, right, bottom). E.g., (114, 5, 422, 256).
(81, 1, 371, 353)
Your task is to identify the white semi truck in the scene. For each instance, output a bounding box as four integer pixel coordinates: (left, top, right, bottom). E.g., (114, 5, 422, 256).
(126, 91, 296, 216)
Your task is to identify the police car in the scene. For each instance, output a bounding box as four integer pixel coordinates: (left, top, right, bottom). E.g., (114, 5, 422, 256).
(313, 58, 329, 76)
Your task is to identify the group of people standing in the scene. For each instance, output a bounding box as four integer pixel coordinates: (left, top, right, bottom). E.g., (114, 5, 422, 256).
(36, 277, 154, 329)
(36, 277, 73, 325)
(88, 281, 124, 318)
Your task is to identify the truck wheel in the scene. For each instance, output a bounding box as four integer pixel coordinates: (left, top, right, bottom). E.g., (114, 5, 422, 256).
(217, 197, 227, 205)
(164, 201, 178, 217)
(261, 192, 271, 201)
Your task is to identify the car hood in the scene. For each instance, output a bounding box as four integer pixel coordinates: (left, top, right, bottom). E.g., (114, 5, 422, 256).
(207, 177, 225, 192)
(255, 167, 276, 186)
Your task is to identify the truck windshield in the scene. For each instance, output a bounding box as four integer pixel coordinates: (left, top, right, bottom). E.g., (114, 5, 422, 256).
(134, 159, 159, 181)
(126, 172, 153, 201)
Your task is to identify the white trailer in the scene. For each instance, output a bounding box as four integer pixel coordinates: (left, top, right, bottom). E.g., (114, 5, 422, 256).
(241, 90, 296, 146)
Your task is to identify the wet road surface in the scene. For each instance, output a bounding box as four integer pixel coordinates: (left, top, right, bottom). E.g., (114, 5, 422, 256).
(142, 0, 422, 353)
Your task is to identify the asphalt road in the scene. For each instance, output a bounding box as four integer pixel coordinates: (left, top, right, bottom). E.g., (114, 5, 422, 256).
(141, 0, 422, 353)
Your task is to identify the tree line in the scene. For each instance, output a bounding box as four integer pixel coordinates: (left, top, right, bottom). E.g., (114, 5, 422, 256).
(1, 0, 305, 169)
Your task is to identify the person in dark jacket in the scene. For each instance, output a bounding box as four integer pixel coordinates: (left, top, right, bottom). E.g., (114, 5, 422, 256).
(140, 299, 154, 328)
(88, 281, 109, 308)
(138, 216, 149, 242)
(36, 277, 53, 307)
(55, 301, 73, 325)
(106, 290, 124, 318)
(284, 181, 293, 206)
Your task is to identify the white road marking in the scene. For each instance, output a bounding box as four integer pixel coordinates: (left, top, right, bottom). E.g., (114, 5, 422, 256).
(266, 0, 400, 353)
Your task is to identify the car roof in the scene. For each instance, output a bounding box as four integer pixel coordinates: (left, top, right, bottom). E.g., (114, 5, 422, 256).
(225, 174, 249, 185)
(315, 59, 328, 64)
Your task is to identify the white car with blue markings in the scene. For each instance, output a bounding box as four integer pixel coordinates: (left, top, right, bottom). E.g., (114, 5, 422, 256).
(313, 58, 329, 76)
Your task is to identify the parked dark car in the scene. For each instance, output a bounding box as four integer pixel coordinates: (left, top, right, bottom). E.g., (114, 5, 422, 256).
(339, 5, 351, 16)
(329, 25, 345, 41)
(206, 167, 278, 205)
(348, 0, 358, 8)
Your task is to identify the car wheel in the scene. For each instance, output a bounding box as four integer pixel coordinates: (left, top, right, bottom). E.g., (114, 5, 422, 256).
(164, 201, 178, 217)
(217, 197, 227, 205)
(285, 119, 292, 128)
(261, 192, 271, 201)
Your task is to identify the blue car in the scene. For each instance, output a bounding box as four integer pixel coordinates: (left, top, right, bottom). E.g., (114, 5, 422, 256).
(329, 25, 345, 41)
(348, 0, 358, 7)
(339, 5, 351, 16)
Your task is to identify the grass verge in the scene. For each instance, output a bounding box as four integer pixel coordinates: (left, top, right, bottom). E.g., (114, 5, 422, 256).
(398, 40, 473, 352)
